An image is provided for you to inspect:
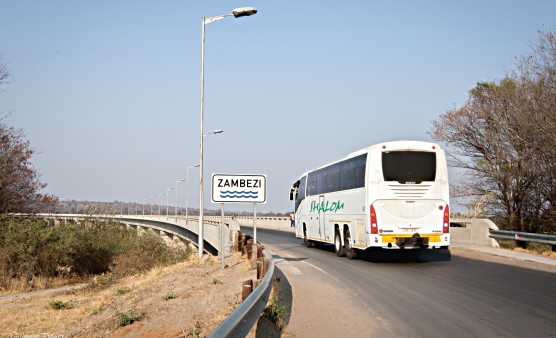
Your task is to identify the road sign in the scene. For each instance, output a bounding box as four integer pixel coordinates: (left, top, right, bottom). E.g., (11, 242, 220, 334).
(211, 174, 267, 204)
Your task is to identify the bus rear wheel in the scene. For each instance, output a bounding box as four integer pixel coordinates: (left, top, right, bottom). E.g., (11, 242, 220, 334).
(345, 229, 358, 260)
(334, 230, 346, 257)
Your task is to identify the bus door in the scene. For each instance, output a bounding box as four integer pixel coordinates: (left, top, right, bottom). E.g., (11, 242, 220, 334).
(319, 195, 326, 240)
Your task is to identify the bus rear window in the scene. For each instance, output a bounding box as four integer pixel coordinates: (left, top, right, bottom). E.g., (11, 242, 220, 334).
(382, 151, 436, 183)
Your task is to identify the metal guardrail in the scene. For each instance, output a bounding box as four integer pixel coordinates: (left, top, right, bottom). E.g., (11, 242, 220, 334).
(208, 245, 275, 338)
(489, 229, 556, 250)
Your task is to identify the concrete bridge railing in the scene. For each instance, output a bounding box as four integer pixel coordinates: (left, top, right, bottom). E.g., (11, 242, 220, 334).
(38, 214, 224, 255)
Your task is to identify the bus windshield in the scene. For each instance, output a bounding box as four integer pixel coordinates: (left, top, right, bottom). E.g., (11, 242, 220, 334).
(382, 151, 436, 183)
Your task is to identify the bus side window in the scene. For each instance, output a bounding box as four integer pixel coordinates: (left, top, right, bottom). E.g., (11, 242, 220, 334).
(340, 158, 357, 190)
(307, 173, 316, 196)
(316, 170, 327, 195)
(355, 153, 367, 188)
(295, 176, 307, 211)
(326, 163, 341, 193)
(298, 176, 306, 200)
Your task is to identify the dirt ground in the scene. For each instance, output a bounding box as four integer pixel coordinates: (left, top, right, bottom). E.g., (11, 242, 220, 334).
(0, 252, 264, 337)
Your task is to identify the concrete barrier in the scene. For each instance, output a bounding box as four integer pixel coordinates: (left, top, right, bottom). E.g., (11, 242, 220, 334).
(450, 218, 500, 247)
(214, 216, 501, 248)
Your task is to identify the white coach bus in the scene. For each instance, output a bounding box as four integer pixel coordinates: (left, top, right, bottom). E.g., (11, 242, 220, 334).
(289, 140, 450, 259)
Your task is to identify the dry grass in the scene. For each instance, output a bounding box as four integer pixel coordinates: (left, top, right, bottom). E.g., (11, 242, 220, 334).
(0, 252, 256, 337)
(513, 247, 556, 258)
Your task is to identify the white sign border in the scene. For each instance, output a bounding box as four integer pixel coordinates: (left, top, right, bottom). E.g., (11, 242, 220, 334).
(211, 173, 267, 204)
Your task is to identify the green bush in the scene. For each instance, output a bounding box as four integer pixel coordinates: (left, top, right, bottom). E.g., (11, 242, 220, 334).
(49, 299, 72, 310)
(0, 216, 192, 291)
(116, 310, 144, 327)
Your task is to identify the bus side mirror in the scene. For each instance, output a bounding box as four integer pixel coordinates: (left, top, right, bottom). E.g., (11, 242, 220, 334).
(289, 189, 294, 201)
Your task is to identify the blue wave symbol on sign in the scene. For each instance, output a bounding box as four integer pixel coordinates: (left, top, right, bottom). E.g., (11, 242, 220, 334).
(220, 190, 259, 199)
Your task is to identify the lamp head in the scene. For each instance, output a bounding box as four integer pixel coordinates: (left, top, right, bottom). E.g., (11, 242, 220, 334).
(232, 7, 257, 18)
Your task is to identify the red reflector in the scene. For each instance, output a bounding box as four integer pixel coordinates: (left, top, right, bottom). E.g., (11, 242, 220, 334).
(370, 204, 378, 234)
(443, 204, 450, 233)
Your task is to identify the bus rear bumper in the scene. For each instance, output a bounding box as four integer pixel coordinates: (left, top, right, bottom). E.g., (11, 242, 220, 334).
(369, 233, 449, 249)
(395, 233, 428, 248)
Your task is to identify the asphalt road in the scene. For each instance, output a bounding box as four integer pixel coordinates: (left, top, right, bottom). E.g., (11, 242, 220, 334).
(243, 227, 556, 337)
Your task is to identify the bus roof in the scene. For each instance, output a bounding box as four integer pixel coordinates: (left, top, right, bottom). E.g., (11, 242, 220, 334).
(307, 140, 442, 174)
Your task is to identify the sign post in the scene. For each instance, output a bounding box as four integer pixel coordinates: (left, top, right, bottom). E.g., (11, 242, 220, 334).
(212, 174, 267, 269)
(220, 203, 225, 269)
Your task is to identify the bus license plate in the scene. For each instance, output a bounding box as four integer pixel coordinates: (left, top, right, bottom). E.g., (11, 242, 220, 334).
(400, 228, 417, 233)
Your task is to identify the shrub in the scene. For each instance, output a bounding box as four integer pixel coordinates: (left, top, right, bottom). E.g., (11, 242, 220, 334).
(49, 299, 71, 310)
(116, 310, 144, 327)
(162, 291, 176, 301)
(0, 216, 192, 292)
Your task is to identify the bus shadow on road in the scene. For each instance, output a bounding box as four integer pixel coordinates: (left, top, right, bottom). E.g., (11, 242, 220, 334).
(302, 241, 451, 263)
(357, 248, 452, 263)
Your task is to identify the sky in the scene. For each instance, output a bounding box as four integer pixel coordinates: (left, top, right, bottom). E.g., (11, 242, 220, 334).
(1, 1, 556, 214)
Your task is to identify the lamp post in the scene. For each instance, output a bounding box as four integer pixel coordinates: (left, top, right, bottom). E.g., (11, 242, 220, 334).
(185, 164, 200, 225)
(159, 192, 165, 216)
(199, 7, 257, 258)
(175, 178, 185, 220)
(166, 187, 174, 220)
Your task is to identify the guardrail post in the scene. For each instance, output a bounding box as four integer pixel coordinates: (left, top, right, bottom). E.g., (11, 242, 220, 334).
(242, 279, 253, 301)
(256, 259, 263, 279)
(253, 279, 260, 290)
(257, 243, 263, 259)
(241, 233, 248, 255)
(234, 231, 240, 252)
(263, 256, 270, 277)
(246, 239, 253, 260)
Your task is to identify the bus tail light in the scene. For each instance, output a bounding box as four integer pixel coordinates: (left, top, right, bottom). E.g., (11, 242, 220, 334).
(443, 204, 450, 233)
(370, 204, 378, 234)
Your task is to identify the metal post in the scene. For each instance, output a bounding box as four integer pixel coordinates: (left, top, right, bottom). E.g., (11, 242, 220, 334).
(253, 203, 257, 246)
(221, 203, 225, 269)
(166, 187, 174, 220)
(175, 181, 178, 220)
(197, 8, 256, 258)
(186, 169, 190, 224)
(176, 179, 184, 222)
(185, 165, 198, 225)
(198, 16, 206, 258)
(159, 192, 165, 216)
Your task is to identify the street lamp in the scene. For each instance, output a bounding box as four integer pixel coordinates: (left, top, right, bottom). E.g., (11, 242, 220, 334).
(159, 192, 166, 215)
(176, 178, 185, 220)
(186, 164, 200, 225)
(166, 187, 175, 219)
(203, 129, 224, 137)
(199, 7, 257, 258)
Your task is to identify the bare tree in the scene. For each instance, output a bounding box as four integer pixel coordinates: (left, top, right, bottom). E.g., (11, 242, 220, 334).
(0, 58, 57, 213)
(431, 29, 556, 233)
